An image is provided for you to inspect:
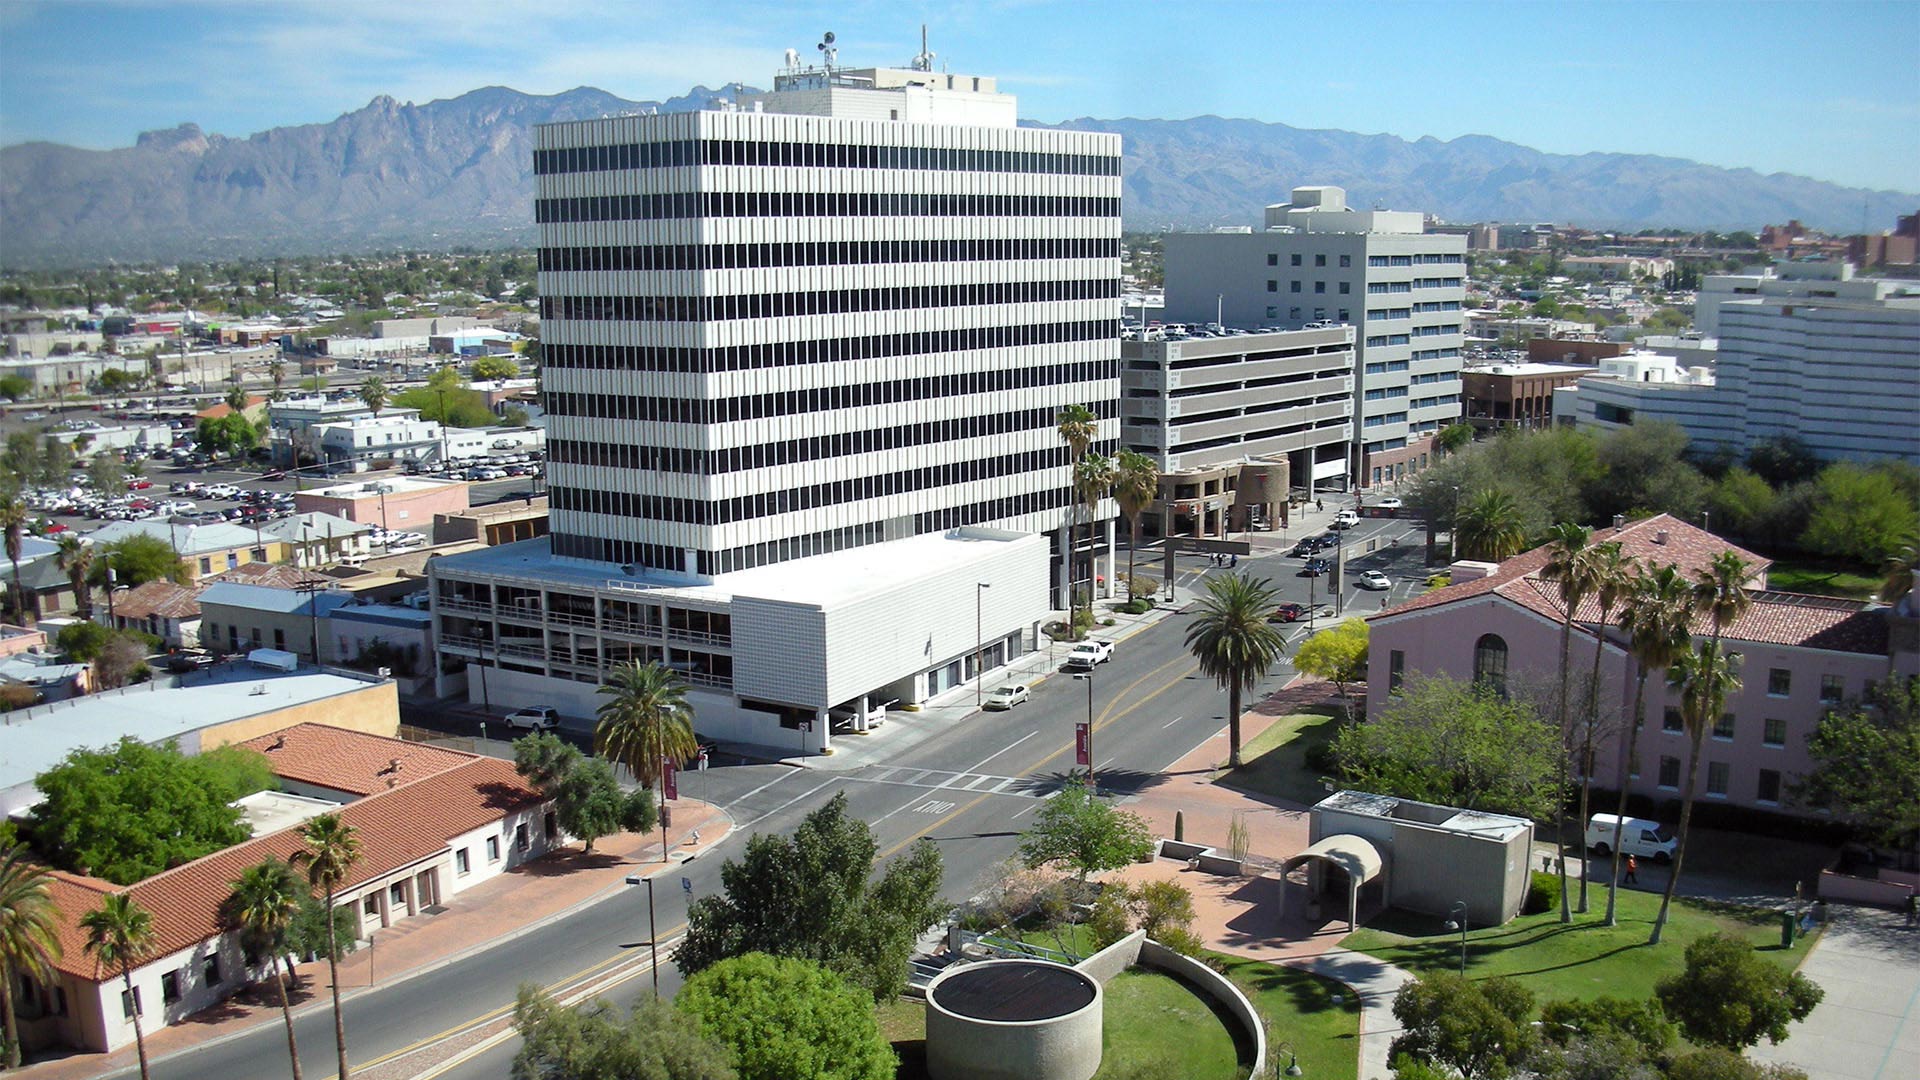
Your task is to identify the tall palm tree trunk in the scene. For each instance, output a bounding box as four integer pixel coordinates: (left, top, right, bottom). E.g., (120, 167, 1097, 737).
(1125, 515, 1139, 601)
(122, 966, 151, 1080)
(324, 886, 348, 1080)
(6, 552, 20, 624)
(1577, 622, 1610, 914)
(271, 952, 303, 1080)
(1605, 669, 1650, 926)
(1555, 616, 1574, 924)
(1651, 724, 1706, 945)
(657, 723, 668, 863)
(1227, 682, 1243, 767)
(3, 967, 21, 1069)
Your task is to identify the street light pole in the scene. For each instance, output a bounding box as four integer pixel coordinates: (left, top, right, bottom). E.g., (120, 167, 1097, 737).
(975, 582, 991, 708)
(1445, 900, 1469, 975)
(625, 874, 661, 998)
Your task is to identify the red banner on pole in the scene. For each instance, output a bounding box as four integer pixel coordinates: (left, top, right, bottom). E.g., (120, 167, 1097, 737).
(1075, 722, 1091, 767)
(662, 757, 678, 801)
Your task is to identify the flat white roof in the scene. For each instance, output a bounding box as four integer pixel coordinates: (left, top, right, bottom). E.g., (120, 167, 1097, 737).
(302, 476, 466, 498)
(234, 790, 342, 836)
(0, 669, 383, 805)
(437, 527, 1040, 609)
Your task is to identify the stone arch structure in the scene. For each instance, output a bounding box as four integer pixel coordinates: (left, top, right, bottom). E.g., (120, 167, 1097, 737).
(1277, 833, 1384, 932)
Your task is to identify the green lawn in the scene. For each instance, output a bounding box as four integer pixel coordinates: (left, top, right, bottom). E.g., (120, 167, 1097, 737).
(1096, 969, 1247, 1079)
(1766, 557, 1882, 600)
(1344, 888, 1817, 1007)
(1214, 953, 1362, 1080)
(1214, 709, 1344, 805)
(876, 964, 1256, 1080)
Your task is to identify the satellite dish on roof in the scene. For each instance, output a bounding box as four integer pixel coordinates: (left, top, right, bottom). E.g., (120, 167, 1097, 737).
(817, 31, 837, 69)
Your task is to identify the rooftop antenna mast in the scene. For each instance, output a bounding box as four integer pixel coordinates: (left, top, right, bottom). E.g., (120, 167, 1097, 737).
(817, 30, 837, 71)
(912, 24, 935, 72)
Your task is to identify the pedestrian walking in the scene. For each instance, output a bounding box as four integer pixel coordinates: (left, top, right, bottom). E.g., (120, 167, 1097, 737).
(1625, 855, 1639, 884)
(1316, 498, 1324, 513)
(1905, 891, 1916, 928)
(1230, 554, 1238, 568)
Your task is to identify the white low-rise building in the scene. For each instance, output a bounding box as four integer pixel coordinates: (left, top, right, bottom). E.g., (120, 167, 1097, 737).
(1552, 352, 1738, 447)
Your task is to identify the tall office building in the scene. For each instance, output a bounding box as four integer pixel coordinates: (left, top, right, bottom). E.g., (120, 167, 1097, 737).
(430, 46, 1123, 749)
(534, 61, 1121, 582)
(1162, 186, 1467, 490)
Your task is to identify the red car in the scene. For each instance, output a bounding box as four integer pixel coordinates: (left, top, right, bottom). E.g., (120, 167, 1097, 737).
(1267, 603, 1306, 623)
(126, 478, 153, 490)
(39, 523, 69, 535)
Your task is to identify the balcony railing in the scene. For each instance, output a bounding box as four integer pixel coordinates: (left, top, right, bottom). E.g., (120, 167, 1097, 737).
(665, 626, 732, 648)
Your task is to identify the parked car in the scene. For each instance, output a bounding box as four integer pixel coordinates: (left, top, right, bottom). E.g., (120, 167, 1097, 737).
(984, 684, 1031, 710)
(1357, 570, 1392, 591)
(1374, 497, 1404, 511)
(385, 531, 427, 549)
(504, 705, 560, 732)
(165, 651, 216, 673)
(1585, 814, 1676, 863)
(1331, 510, 1360, 529)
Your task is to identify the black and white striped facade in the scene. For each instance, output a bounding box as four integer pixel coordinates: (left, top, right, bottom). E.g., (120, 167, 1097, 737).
(533, 102, 1123, 583)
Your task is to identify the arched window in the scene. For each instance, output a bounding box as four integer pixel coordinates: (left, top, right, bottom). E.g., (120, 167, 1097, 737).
(1473, 634, 1509, 697)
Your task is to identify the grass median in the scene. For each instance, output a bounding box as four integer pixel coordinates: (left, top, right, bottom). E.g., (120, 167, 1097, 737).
(1213, 707, 1344, 806)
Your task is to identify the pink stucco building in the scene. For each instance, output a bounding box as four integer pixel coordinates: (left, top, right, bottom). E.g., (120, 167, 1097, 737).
(1367, 514, 1920, 819)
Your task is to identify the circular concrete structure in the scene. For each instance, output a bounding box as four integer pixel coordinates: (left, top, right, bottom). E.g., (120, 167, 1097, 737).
(925, 959, 1103, 1080)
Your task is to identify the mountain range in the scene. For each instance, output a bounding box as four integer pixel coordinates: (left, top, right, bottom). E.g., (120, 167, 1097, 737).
(3, 84, 1913, 267)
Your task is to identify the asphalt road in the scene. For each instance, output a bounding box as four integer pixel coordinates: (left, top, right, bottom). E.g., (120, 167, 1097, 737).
(103, 518, 1419, 1080)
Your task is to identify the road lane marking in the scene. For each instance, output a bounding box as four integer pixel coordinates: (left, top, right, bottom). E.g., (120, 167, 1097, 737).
(914, 800, 956, 814)
(736, 778, 841, 832)
(965, 729, 1038, 771)
(727, 767, 799, 808)
(1161, 715, 1184, 729)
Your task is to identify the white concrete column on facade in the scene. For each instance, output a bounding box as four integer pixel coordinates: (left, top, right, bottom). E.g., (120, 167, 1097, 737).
(812, 708, 832, 755)
(1102, 517, 1116, 598)
(857, 693, 871, 734)
(1055, 519, 1071, 609)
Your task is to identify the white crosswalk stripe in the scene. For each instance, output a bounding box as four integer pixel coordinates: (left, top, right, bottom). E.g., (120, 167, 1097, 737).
(849, 766, 1057, 800)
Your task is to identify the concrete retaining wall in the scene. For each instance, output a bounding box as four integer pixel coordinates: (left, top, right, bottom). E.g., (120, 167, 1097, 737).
(1074, 930, 1145, 985)
(1138, 940, 1267, 1078)
(1820, 869, 1916, 908)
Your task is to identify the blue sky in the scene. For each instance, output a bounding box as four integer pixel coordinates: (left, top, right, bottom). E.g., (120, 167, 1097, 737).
(2, 0, 1915, 192)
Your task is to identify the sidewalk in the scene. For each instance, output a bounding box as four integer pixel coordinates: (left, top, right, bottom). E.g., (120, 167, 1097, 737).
(1749, 904, 1920, 1080)
(21, 801, 733, 1080)
(1095, 675, 1413, 1080)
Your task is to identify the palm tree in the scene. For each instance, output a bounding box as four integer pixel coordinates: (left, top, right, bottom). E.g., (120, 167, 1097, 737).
(1606, 564, 1692, 926)
(1649, 640, 1741, 945)
(1693, 551, 1755, 654)
(1454, 488, 1529, 562)
(294, 815, 360, 1080)
(56, 534, 95, 620)
(0, 497, 28, 624)
(1184, 574, 1288, 768)
(81, 894, 157, 1080)
(224, 383, 250, 415)
(595, 660, 698, 862)
(1539, 522, 1595, 924)
(223, 861, 305, 1080)
(1073, 453, 1116, 617)
(357, 376, 388, 419)
(268, 360, 287, 398)
(1575, 541, 1630, 913)
(1112, 450, 1160, 601)
(0, 845, 63, 1068)
(1055, 405, 1097, 623)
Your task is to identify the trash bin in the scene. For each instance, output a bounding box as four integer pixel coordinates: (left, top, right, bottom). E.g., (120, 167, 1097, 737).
(1780, 910, 1796, 948)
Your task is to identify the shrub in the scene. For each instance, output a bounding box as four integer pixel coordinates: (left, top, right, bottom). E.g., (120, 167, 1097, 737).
(1524, 870, 1559, 915)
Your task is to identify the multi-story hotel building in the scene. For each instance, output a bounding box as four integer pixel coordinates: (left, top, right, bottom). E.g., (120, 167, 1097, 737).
(429, 51, 1123, 749)
(1162, 186, 1467, 490)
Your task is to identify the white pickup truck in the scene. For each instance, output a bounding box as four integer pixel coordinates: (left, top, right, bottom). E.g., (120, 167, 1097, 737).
(1064, 640, 1114, 670)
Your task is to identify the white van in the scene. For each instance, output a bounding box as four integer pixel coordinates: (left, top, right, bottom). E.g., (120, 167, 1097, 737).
(1585, 813, 1677, 863)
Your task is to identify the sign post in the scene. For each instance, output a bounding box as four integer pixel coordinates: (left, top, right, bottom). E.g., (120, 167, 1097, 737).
(1075, 720, 1092, 791)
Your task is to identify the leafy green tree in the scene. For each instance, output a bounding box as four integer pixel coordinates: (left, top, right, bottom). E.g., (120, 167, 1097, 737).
(0, 375, 30, 402)
(471, 356, 521, 381)
(1792, 678, 1920, 850)
(1112, 449, 1159, 600)
(1184, 573, 1288, 766)
(81, 894, 157, 1080)
(1664, 1049, 1810, 1080)
(1537, 995, 1674, 1051)
(1743, 435, 1819, 488)
(1587, 422, 1706, 523)
(511, 985, 735, 1080)
(1018, 776, 1154, 885)
(675, 793, 943, 1003)
(1084, 878, 1201, 955)
(1291, 617, 1369, 714)
(1434, 422, 1475, 457)
(676, 953, 894, 1080)
(195, 413, 261, 457)
(1456, 488, 1529, 562)
(91, 533, 192, 588)
(1656, 932, 1823, 1049)
(294, 814, 361, 1080)
(1389, 972, 1537, 1080)
(54, 620, 113, 661)
(1707, 468, 1777, 541)
(222, 860, 306, 1080)
(1801, 463, 1918, 568)
(0, 844, 63, 1068)
(25, 739, 270, 884)
(515, 732, 659, 853)
(283, 890, 358, 966)
(1332, 676, 1559, 821)
(85, 451, 124, 497)
(595, 661, 697, 861)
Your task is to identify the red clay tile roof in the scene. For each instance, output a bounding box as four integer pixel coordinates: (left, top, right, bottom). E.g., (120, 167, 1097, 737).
(238, 722, 476, 797)
(1374, 514, 1884, 655)
(45, 754, 542, 981)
